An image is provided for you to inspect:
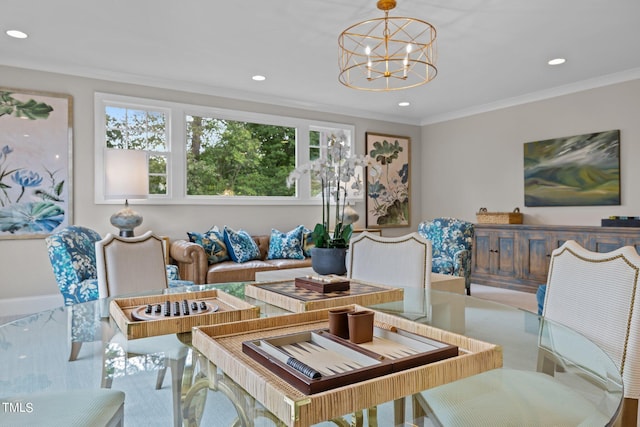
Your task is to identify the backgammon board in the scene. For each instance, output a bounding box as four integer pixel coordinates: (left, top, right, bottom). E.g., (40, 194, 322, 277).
(191, 305, 503, 427)
(242, 327, 458, 394)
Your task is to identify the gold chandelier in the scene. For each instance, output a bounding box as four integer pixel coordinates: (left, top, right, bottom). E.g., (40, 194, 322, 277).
(338, 0, 437, 91)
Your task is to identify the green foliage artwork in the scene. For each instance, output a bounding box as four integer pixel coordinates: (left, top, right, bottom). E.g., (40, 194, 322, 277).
(0, 92, 54, 120)
(524, 130, 620, 207)
(365, 133, 411, 227)
(0, 89, 71, 238)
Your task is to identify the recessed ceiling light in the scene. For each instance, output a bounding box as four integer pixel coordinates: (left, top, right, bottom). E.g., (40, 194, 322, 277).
(398, 101, 410, 107)
(6, 29, 28, 39)
(548, 58, 566, 66)
(252, 75, 266, 81)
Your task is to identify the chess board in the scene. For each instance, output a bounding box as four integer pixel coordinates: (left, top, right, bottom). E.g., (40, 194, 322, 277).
(245, 279, 403, 312)
(263, 281, 382, 301)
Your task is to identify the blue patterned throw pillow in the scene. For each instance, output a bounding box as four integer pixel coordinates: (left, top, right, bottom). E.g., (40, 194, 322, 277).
(267, 225, 305, 260)
(187, 226, 230, 264)
(223, 226, 261, 263)
(302, 227, 315, 257)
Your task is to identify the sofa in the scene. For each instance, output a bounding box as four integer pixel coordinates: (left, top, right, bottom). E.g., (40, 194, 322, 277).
(170, 234, 312, 285)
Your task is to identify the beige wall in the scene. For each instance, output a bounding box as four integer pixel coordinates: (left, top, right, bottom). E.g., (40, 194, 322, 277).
(0, 65, 421, 308)
(421, 79, 640, 225)
(4, 63, 639, 311)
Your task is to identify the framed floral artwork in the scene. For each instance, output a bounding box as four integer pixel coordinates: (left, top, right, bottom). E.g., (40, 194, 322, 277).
(0, 88, 73, 239)
(365, 132, 410, 228)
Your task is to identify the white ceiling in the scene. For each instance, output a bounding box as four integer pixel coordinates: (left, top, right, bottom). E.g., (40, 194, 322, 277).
(2, 0, 640, 125)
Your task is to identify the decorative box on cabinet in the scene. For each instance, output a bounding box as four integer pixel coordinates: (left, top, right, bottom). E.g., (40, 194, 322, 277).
(471, 224, 640, 293)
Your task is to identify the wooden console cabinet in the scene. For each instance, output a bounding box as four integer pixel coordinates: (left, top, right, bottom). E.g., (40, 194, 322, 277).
(471, 224, 640, 293)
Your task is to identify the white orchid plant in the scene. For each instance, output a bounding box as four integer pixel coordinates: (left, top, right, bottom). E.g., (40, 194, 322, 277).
(287, 132, 380, 248)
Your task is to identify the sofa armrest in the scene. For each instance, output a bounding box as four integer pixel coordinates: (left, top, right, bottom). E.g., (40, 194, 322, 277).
(170, 240, 208, 285)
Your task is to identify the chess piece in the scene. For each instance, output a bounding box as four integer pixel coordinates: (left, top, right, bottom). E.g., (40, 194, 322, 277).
(347, 310, 375, 344)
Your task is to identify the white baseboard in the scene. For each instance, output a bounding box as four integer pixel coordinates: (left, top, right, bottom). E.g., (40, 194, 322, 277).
(0, 294, 63, 317)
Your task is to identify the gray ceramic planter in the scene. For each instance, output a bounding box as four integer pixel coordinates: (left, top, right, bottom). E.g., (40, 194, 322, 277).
(310, 247, 348, 276)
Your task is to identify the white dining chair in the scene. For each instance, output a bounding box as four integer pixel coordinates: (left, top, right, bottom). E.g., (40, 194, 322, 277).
(0, 389, 125, 426)
(416, 240, 640, 426)
(347, 231, 432, 425)
(347, 231, 432, 289)
(96, 231, 189, 427)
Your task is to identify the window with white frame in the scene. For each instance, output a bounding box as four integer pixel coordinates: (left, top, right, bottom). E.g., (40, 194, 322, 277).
(94, 93, 355, 205)
(104, 104, 169, 195)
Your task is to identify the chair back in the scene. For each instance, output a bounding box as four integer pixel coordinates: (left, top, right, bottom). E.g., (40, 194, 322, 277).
(45, 225, 102, 305)
(347, 232, 432, 289)
(95, 231, 169, 298)
(543, 240, 640, 397)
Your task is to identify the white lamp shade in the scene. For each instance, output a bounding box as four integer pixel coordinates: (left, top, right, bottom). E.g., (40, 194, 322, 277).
(104, 149, 149, 200)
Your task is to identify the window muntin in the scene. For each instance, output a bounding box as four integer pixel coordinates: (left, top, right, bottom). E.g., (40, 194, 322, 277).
(104, 105, 169, 195)
(95, 93, 356, 205)
(309, 128, 354, 199)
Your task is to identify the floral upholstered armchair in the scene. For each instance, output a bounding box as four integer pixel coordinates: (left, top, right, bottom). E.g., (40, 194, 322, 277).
(46, 226, 102, 306)
(418, 217, 475, 295)
(46, 226, 188, 360)
(45, 225, 103, 360)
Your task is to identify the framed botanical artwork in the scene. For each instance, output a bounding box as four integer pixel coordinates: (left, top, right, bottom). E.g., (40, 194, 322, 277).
(0, 88, 73, 239)
(365, 132, 410, 228)
(524, 129, 620, 207)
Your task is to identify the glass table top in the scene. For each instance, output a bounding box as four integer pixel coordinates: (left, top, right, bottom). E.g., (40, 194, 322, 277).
(0, 282, 623, 426)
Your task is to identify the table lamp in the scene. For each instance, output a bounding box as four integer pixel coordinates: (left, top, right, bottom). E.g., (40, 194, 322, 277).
(104, 149, 149, 237)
